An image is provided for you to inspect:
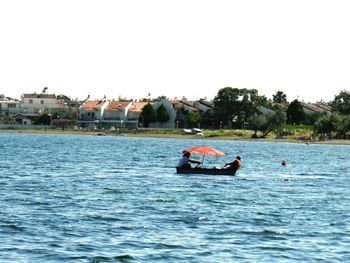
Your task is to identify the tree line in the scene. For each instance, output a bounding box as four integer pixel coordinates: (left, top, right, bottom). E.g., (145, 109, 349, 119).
(141, 88, 350, 139)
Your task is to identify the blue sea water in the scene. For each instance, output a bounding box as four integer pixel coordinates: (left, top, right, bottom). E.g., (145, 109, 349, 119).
(0, 132, 350, 262)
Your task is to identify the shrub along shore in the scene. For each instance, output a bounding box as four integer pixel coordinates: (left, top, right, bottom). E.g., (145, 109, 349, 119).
(1, 127, 349, 145)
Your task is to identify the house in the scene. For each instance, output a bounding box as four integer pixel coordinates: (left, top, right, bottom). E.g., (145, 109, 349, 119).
(78, 99, 149, 128)
(171, 99, 199, 113)
(302, 102, 332, 115)
(78, 99, 108, 128)
(127, 102, 149, 127)
(0, 95, 20, 116)
(21, 93, 59, 114)
(11, 113, 37, 125)
(103, 101, 132, 126)
(193, 99, 214, 112)
(17, 90, 80, 120)
(149, 99, 176, 129)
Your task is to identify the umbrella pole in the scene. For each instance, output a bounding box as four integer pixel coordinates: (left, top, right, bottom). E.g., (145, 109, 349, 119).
(202, 155, 205, 167)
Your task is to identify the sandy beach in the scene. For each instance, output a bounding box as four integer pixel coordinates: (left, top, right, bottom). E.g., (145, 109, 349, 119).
(1, 128, 349, 145)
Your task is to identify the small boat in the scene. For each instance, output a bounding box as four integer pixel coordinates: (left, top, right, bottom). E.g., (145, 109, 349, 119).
(176, 167, 236, 175)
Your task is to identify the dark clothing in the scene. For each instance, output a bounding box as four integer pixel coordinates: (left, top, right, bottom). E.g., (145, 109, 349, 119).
(225, 159, 241, 172)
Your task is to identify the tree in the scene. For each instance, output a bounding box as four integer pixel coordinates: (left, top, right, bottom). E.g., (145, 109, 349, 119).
(0, 116, 16, 124)
(199, 110, 216, 129)
(117, 95, 130, 102)
(213, 87, 268, 128)
(247, 113, 267, 137)
(140, 103, 158, 127)
(213, 87, 241, 126)
(185, 111, 202, 128)
(338, 115, 350, 138)
(274, 109, 287, 127)
(273, 109, 287, 137)
(332, 90, 350, 115)
(156, 103, 169, 127)
(156, 95, 168, 101)
(247, 111, 286, 138)
(286, 99, 305, 124)
(57, 94, 71, 103)
(272, 91, 287, 103)
(314, 112, 342, 137)
(32, 113, 59, 125)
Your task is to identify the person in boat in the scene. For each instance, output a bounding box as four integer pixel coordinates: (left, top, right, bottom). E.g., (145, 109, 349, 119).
(224, 156, 241, 172)
(178, 151, 201, 169)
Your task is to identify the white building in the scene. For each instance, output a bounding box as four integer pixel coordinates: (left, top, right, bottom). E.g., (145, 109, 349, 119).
(20, 93, 60, 114)
(78, 99, 109, 127)
(103, 101, 132, 126)
(149, 99, 176, 129)
(0, 96, 20, 116)
(127, 102, 149, 127)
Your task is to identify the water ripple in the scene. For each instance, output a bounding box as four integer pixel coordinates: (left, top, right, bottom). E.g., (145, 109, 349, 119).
(1, 133, 349, 262)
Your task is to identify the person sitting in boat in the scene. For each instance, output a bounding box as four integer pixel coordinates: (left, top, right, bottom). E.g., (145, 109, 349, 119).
(178, 151, 201, 169)
(224, 156, 241, 172)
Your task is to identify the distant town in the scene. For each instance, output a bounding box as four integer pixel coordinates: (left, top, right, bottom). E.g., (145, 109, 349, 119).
(0, 87, 349, 140)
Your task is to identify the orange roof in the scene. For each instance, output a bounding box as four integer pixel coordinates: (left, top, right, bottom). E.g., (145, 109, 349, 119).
(107, 101, 131, 112)
(170, 99, 181, 105)
(130, 102, 149, 112)
(171, 100, 198, 112)
(82, 100, 106, 111)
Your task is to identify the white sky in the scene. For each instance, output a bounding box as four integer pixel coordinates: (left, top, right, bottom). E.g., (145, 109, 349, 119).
(0, 0, 349, 102)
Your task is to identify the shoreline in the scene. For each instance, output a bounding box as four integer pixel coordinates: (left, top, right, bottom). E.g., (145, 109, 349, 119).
(1, 128, 350, 145)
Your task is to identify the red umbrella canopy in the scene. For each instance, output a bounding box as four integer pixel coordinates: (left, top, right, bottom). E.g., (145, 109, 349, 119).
(184, 146, 226, 156)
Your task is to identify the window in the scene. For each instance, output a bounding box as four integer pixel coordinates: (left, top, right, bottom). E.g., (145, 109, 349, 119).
(29, 99, 33, 104)
(8, 103, 16, 108)
(41, 100, 44, 104)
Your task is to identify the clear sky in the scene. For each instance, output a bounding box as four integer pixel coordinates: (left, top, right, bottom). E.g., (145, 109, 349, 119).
(1, 0, 349, 102)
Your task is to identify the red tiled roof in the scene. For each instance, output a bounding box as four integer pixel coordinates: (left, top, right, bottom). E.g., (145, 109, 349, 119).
(170, 100, 181, 105)
(130, 102, 149, 112)
(107, 101, 131, 112)
(82, 100, 106, 111)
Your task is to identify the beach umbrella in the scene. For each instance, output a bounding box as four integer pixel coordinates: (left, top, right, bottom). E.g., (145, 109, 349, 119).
(184, 146, 226, 156)
(183, 146, 226, 166)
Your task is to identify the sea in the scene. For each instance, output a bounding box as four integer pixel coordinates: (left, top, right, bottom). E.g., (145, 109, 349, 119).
(1, 132, 350, 262)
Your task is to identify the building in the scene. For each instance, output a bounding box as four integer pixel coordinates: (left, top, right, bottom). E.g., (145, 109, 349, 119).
(0, 95, 20, 116)
(20, 93, 58, 114)
(78, 99, 109, 128)
(302, 102, 332, 115)
(128, 102, 149, 127)
(103, 101, 132, 126)
(193, 99, 214, 112)
(149, 99, 176, 129)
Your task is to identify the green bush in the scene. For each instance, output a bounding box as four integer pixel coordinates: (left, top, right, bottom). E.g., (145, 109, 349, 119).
(203, 129, 253, 138)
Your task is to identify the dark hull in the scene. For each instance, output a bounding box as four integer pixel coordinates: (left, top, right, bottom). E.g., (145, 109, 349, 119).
(176, 167, 236, 175)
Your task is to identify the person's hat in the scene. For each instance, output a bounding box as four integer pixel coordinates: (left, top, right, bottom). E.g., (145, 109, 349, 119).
(183, 151, 191, 157)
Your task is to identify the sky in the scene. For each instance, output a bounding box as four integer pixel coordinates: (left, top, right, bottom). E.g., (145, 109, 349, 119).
(0, 0, 349, 102)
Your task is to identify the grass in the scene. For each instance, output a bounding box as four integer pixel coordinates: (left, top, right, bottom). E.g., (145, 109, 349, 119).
(203, 129, 253, 138)
(277, 124, 314, 140)
(1, 125, 349, 145)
